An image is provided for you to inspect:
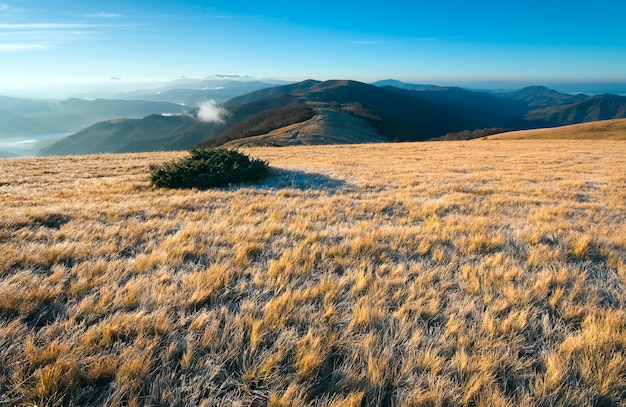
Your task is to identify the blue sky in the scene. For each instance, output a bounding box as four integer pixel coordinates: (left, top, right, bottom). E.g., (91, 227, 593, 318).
(1, 0, 625, 95)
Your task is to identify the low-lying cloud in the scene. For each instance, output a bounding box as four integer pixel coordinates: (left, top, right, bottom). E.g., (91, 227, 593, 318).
(197, 100, 229, 124)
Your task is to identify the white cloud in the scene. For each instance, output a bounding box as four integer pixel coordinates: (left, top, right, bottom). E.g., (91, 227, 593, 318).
(0, 43, 51, 51)
(0, 22, 118, 52)
(0, 4, 8, 12)
(197, 100, 230, 124)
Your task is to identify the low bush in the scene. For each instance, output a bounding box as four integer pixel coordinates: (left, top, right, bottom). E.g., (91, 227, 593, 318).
(150, 148, 270, 189)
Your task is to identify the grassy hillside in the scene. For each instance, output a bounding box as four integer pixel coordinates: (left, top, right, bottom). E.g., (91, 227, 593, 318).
(524, 95, 626, 125)
(1, 141, 625, 406)
(487, 118, 626, 140)
(225, 80, 481, 142)
(199, 105, 316, 148)
(221, 109, 388, 147)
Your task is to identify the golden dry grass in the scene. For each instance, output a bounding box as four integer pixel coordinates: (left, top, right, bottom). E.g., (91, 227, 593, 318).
(486, 118, 626, 140)
(1, 141, 625, 406)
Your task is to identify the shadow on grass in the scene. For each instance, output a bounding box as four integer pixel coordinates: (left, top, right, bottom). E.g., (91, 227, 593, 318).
(261, 167, 347, 191)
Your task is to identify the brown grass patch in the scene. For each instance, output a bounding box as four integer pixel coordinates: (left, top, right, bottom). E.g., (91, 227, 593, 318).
(486, 118, 626, 140)
(1, 141, 625, 405)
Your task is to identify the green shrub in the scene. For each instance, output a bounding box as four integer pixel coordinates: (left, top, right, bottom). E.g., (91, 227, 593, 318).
(150, 148, 270, 189)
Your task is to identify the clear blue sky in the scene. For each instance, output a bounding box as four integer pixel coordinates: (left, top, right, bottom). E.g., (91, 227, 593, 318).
(1, 0, 625, 94)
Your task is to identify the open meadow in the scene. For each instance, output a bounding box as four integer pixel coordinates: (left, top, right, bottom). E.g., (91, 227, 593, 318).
(1, 140, 625, 406)
(487, 119, 626, 141)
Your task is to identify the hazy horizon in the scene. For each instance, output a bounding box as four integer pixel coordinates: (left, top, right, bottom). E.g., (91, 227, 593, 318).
(2, 1, 625, 98)
(3, 76, 626, 100)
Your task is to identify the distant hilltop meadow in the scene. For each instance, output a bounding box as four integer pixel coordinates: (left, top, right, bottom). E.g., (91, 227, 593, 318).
(1, 78, 626, 157)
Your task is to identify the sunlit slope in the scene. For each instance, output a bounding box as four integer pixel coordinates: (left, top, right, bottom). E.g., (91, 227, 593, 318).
(222, 108, 388, 147)
(486, 118, 626, 140)
(1, 141, 625, 406)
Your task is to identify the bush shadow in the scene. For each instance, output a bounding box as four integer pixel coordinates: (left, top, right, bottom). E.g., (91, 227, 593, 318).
(261, 167, 347, 191)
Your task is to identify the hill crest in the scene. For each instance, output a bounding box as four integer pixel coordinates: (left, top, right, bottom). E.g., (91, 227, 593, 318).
(484, 118, 626, 140)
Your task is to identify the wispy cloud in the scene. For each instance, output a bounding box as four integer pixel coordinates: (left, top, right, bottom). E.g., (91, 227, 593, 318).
(0, 43, 51, 51)
(84, 12, 122, 18)
(0, 23, 109, 29)
(0, 4, 8, 12)
(0, 23, 116, 52)
(154, 12, 287, 22)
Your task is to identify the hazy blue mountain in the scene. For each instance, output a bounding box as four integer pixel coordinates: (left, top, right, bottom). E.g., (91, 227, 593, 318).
(39, 114, 223, 156)
(371, 79, 442, 91)
(538, 82, 626, 96)
(373, 81, 626, 136)
(525, 94, 626, 125)
(0, 150, 18, 158)
(113, 80, 283, 105)
(0, 108, 64, 139)
(381, 85, 529, 129)
(0, 95, 190, 138)
(500, 86, 588, 108)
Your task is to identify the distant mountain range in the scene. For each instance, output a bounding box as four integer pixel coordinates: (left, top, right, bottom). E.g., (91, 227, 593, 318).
(0, 150, 18, 158)
(0, 96, 190, 138)
(524, 94, 626, 125)
(39, 92, 312, 155)
(15, 79, 626, 156)
(498, 85, 588, 108)
(111, 79, 286, 106)
(39, 114, 210, 155)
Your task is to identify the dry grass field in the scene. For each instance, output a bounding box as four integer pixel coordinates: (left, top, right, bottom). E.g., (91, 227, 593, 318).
(487, 119, 626, 140)
(1, 140, 625, 406)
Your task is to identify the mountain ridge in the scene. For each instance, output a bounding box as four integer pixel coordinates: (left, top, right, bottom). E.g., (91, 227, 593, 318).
(112, 80, 283, 106)
(0, 96, 190, 138)
(36, 79, 626, 155)
(524, 94, 626, 125)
